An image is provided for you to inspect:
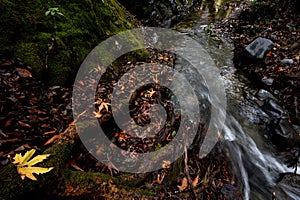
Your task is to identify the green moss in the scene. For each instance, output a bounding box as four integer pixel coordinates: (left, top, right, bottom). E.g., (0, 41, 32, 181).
(0, 0, 138, 86)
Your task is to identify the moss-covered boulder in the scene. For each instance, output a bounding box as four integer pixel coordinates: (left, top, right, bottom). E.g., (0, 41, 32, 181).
(0, 0, 138, 85)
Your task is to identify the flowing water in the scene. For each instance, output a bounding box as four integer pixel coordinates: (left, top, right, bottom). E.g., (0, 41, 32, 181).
(170, 0, 300, 199)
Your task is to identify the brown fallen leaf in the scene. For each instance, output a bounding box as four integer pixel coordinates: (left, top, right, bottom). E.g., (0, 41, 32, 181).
(15, 68, 32, 78)
(44, 135, 60, 145)
(156, 173, 165, 185)
(44, 129, 57, 135)
(5, 119, 13, 127)
(18, 121, 32, 128)
(178, 177, 188, 191)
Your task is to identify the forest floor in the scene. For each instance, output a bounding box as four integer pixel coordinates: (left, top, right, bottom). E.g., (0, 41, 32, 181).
(0, 51, 238, 199)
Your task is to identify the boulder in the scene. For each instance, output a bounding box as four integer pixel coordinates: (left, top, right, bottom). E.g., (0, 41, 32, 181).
(245, 37, 274, 59)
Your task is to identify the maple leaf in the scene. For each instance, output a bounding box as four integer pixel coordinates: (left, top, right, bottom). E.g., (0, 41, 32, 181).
(146, 88, 156, 97)
(94, 107, 103, 118)
(100, 102, 110, 112)
(94, 99, 111, 118)
(11, 149, 53, 181)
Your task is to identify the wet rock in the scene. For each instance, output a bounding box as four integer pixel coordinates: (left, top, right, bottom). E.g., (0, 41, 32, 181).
(280, 58, 294, 64)
(272, 119, 300, 149)
(118, 0, 196, 27)
(245, 37, 274, 59)
(277, 173, 300, 189)
(256, 89, 276, 101)
(261, 77, 274, 86)
(264, 99, 285, 118)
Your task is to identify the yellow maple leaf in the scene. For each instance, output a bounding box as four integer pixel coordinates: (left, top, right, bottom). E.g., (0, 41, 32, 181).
(146, 88, 156, 97)
(11, 149, 53, 181)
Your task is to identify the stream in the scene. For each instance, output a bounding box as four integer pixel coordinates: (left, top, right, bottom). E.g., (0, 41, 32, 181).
(169, 0, 300, 199)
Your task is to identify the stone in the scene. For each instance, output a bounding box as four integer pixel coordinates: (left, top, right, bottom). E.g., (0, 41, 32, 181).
(245, 37, 274, 59)
(272, 119, 300, 149)
(261, 77, 274, 86)
(256, 89, 276, 101)
(280, 58, 294, 64)
(278, 173, 300, 189)
(264, 99, 284, 118)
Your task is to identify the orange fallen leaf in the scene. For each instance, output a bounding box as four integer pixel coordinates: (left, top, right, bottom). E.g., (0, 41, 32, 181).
(192, 175, 199, 187)
(177, 177, 188, 191)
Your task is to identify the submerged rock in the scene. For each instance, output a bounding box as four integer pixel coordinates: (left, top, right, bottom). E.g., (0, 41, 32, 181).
(245, 37, 274, 59)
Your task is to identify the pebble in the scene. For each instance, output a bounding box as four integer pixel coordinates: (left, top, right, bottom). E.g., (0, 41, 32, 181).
(261, 77, 274, 86)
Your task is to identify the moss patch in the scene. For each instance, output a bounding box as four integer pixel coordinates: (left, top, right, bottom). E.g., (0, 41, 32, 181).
(0, 0, 138, 85)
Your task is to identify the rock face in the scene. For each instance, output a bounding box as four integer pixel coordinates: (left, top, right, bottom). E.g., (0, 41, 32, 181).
(0, 0, 137, 85)
(245, 37, 274, 59)
(118, 0, 196, 27)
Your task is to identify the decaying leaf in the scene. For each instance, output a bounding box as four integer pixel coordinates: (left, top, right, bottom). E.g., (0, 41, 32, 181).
(11, 149, 53, 181)
(177, 177, 188, 191)
(192, 175, 199, 187)
(156, 173, 165, 185)
(162, 160, 171, 169)
(15, 68, 32, 78)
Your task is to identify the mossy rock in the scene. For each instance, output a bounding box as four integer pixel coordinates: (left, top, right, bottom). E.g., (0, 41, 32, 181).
(0, 0, 138, 85)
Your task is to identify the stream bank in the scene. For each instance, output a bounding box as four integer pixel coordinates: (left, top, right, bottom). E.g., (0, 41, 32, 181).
(230, 0, 300, 127)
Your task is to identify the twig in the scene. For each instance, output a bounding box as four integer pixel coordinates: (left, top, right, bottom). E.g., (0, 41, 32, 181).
(45, 37, 55, 70)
